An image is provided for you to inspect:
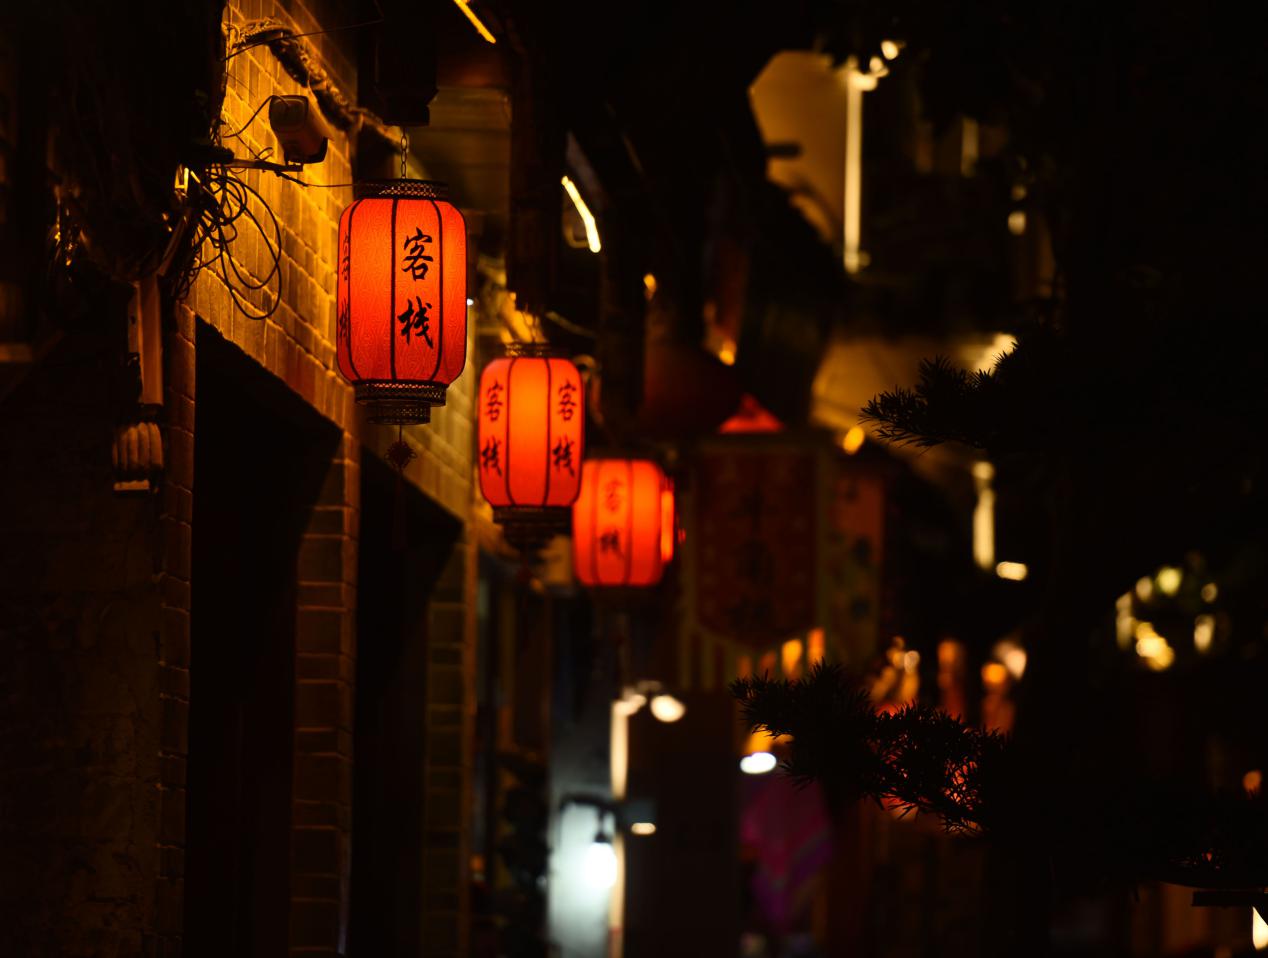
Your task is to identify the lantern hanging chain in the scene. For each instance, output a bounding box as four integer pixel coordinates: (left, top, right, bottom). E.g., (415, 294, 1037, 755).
(400, 132, 409, 180)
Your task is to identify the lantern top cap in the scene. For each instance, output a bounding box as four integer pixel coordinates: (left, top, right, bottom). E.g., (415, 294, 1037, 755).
(503, 342, 568, 359)
(354, 178, 450, 200)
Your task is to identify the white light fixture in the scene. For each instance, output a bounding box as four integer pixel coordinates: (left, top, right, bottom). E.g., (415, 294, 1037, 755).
(740, 751, 777, 775)
(582, 834, 618, 890)
(996, 561, 1028, 581)
(629, 822, 657, 836)
(842, 56, 865, 272)
(972, 461, 996, 571)
(1254, 906, 1267, 950)
(613, 691, 647, 718)
(649, 693, 686, 723)
(562, 176, 602, 253)
(452, 0, 497, 44)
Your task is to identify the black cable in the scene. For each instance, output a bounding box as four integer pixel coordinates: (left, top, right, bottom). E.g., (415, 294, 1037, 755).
(177, 167, 285, 322)
(215, 172, 283, 320)
(219, 95, 275, 142)
(225, 18, 385, 63)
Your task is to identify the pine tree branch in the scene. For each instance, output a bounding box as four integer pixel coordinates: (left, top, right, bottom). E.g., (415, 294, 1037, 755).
(731, 664, 1268, 889)
(733, 663, 1011, 835)
(860, 356, 1002, 450)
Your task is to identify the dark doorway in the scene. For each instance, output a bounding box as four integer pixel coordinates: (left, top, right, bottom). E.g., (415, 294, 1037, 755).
(624, 691, 740, 957)
(184, 324, 341, 958)
(348, 452, 459, 956)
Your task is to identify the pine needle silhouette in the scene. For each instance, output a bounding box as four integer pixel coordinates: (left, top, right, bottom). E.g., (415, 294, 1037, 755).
(732, 664, 1268, 889)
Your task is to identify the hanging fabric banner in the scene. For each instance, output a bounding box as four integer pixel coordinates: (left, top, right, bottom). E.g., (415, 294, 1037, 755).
(682, 432, 888, 678)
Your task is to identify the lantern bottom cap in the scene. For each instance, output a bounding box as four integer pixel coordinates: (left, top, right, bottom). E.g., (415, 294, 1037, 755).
(355, 381, 447, 425)
(494, 506, 572, 554)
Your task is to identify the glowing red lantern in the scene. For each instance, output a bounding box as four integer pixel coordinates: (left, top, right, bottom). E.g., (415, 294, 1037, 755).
(478, 347, 585, 549)
(336, 180, 467, 423)
(572, 459, 675, 587)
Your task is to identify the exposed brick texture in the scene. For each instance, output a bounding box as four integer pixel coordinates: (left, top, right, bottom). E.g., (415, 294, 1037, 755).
(188, 1, 475, 520)
(154, 302, 195, 956)
(419, 534, 478, 957)
(3, 1, 478, 954)
(284, 432, 357, 956)
(179, 5, 476, 956)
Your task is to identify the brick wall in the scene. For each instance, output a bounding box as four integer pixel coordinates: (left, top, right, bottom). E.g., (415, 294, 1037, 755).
(154, 302, 196, 957)
(181, 30, 364, 949)
(198, 0, 475, 514)
(166, 3, 477, 956)
(420, 533, 479, 957)
(1, 1, 479, 953)
(289, 436, 360, 956)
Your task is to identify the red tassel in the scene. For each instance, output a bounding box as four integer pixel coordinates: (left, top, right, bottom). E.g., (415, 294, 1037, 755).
(386, 428, 416, 552)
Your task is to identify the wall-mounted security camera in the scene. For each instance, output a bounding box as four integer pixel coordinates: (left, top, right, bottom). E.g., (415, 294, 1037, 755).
(267, 95, 331, 165)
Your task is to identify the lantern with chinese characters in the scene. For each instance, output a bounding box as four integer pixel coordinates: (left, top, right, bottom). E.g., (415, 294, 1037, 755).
(336, 180, 467, 424)
(478, 345, 585, 550)
(572, 458, 674, 587)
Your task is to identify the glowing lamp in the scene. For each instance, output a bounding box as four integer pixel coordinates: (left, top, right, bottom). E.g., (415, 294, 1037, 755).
(649, 694, 686, 723)
(336, 180, 467, 424)
(572, 459, 674, 587)
(478, 346, 585, 549)
(740, 752, 777, 775)
(582, 834, 618, 890)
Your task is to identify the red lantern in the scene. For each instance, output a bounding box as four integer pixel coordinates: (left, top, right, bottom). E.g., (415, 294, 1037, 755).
(478, 347, 585, 549)
(336, 180, 467, 424)
(572, 459, 674, 587)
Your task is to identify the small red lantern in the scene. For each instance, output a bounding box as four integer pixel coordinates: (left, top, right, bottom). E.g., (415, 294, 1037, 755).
(478, 346, 585, 549)
(336, 180, 467, 424)
(572, 458, 674, 587)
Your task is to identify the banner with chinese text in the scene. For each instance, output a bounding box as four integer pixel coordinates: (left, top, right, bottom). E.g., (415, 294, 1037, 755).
(681, 432, 887, 682)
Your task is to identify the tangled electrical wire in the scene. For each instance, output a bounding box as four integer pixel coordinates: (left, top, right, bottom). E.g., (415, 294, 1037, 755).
(173, 165, 284, 321)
